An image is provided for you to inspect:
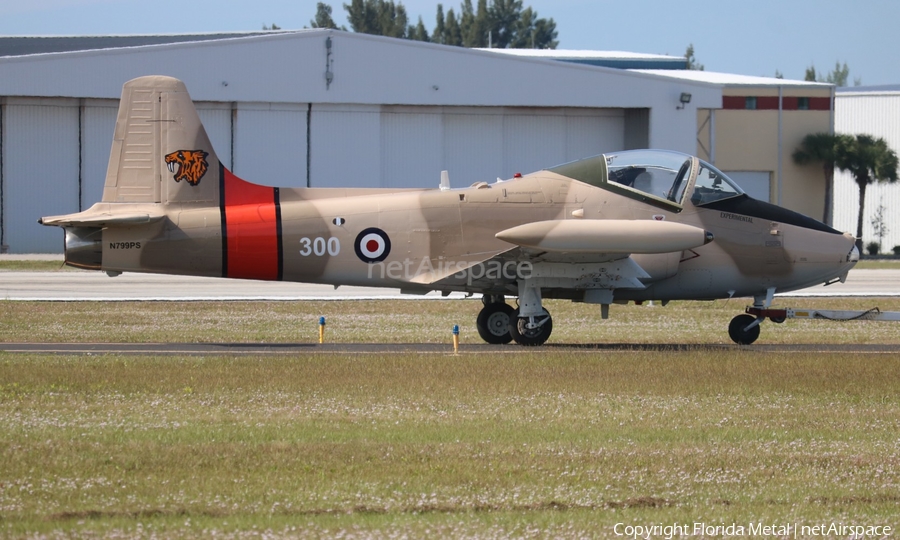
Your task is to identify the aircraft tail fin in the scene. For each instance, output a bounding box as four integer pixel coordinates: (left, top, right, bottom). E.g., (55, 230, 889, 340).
(102, 75, 222, 205)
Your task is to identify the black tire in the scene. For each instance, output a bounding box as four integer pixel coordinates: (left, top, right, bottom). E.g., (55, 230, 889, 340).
(769, 316, 786, 324)
(476, 302, 514, 344)
(509, 308, 553, 346)
(728, 314, 761, 345)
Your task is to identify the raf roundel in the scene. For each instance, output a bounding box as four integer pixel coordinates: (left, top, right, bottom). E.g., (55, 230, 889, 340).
(354, 227, 391, 263)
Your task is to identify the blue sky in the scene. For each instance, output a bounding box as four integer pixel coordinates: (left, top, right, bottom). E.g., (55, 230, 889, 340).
(3, 0, 898, 85)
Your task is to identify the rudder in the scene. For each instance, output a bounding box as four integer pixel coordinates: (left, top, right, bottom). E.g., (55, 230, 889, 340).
(102, 75, 221, 205)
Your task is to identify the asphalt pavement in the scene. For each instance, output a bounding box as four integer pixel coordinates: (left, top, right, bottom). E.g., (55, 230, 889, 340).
(2, 268, 899, 301)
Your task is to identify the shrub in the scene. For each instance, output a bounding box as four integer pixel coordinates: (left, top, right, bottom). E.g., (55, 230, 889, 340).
(866, 241, 880, 255)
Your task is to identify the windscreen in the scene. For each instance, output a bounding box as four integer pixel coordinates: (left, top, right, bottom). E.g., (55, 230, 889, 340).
(690, 160, 745, 205)
(605, 150, 692, 204)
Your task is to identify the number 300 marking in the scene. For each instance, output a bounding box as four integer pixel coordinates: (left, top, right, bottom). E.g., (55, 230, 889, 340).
(299, 237, 340, 257)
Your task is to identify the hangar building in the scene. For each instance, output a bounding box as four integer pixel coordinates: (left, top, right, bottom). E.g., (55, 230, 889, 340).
(0, 30, 829, 253)
(833, 85, 900, 252)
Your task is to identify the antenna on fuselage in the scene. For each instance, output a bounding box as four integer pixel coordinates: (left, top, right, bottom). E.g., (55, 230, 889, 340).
(440, 170, 451, 191)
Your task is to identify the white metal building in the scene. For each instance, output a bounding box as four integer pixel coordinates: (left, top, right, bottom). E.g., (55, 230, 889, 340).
(833, 85, 900, 252)
(0, 30, 721, 253)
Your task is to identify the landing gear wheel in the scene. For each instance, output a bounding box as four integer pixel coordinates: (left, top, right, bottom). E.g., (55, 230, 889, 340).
(728, 314, 761, 345)
(476, 302, 515, 344)
(509, 308, 553, 346)
(769, 316, 786, 324)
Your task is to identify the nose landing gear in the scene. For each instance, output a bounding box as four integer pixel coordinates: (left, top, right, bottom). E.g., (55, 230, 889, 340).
(728, 313, 762, 345)
(727, 287, 772, 345)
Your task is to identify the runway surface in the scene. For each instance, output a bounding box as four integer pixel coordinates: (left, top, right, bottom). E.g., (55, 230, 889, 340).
(2, 268, 900, 300)
(3, 341, 900, 355)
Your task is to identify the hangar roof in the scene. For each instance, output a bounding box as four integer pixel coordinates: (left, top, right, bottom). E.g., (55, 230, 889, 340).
(634, 68, 832, 89)
(478, 48, 687, 70)
(0, 32, 285, 57)
(0, 29, 721, 110)
(837, 84, 900, 95)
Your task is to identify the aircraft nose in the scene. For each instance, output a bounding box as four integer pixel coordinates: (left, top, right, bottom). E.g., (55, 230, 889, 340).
(849, 244, 860, 263)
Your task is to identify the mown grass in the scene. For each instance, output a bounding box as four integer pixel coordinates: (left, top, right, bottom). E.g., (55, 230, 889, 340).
(853, 259, 900, 269)
(3, 297, 900, 345)
(0, 260, 73, 272)
(1, 352, 899, 538)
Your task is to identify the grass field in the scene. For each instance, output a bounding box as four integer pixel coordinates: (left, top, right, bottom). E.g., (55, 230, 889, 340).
(2, 299, 900, 537)
(3, 297, 900, 345)
(2, 352, 899, 538)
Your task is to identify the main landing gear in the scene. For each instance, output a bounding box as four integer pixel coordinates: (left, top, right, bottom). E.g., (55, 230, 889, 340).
(476, 295, 554, 346)
(476, 296, 514, 344)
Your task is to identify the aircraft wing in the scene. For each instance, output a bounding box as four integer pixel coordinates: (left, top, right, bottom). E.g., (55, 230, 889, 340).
(425, 219, 712, 291)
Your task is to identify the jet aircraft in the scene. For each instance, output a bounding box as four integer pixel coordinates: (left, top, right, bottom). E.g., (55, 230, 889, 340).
(40, 76, 859, 345)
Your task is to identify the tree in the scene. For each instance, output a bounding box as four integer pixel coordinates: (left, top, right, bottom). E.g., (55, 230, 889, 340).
(465, 0, 490, 47)
(444, 8, 463, 45)
(488, 0, 522, 48)
(835, 134, 899, 252)
(322, 0, 557, 48)
(804, 65, 817, 82)
(432, 4, 446, 43)
(825, 61, 850, 87)
(804, 61, 860, 87)
(262, 23, 281, 30)
(509, 6, 557, 49)
(792, 132, 852, 225)
(310, 2, 345, 29)
(685, 43, 703, 70)
(870, 199, 888, 252)
(344, 0, 408, 38)
(409, 16, 430, 42)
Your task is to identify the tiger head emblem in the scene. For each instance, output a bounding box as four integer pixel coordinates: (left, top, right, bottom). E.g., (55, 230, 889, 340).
(164, 150, 209, 186)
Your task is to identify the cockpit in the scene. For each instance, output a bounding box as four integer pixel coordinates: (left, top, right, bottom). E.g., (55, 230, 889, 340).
(549, 149, 746, 210)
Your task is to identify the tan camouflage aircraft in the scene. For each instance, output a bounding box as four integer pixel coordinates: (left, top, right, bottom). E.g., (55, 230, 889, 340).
(40, 76, 859, 345)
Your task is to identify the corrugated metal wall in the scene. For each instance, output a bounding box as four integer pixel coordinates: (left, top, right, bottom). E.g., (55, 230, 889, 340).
(0, 99, 626, 253)
(5, 99, 80, 253)
(833, 93, 900, 251)
(81, 100, 118, 207)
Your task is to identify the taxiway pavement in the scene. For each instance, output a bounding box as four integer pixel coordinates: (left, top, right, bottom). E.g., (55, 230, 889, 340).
(2, 268, 900, 301)
(3, 341, 899, 355)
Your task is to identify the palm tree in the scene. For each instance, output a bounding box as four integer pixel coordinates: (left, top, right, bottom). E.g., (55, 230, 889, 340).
(835, 135, 899, 252)
(792, 132, 852, 225)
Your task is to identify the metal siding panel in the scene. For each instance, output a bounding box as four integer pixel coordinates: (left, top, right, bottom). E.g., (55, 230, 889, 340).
(442, 111, 504, 185)
(503, 113, 566, 176)
(6, 101, 79, 253)
(81, 102, 117, 207)
(310, 105, 381, 188)
(834, 94, 900, 248)
(233, 104, 307, 188)
(196, 103, 233, 171)
(565, 110, 625, 161)
(724, 171, 771, 202)
(381, 109, 442, 188)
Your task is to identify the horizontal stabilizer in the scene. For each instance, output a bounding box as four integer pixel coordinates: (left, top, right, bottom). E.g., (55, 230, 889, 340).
(39, 203, 165, 228)
(495, 219, 713, 254)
